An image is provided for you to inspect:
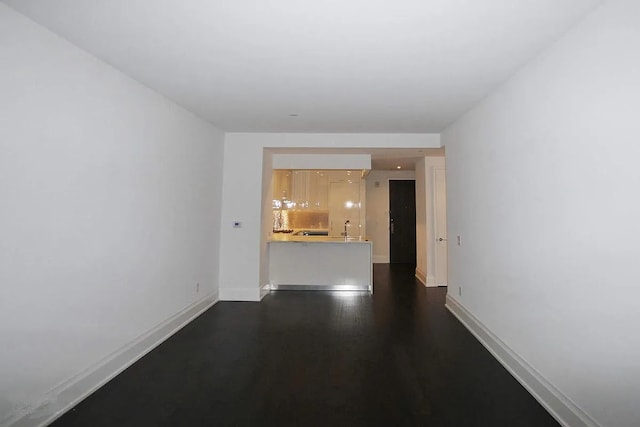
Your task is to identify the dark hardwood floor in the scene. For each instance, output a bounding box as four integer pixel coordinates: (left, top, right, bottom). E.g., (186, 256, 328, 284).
(51, 263, 558, 426)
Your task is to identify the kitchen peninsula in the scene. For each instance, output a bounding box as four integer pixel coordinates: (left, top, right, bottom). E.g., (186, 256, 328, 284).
(267, 168, 373, 292)
(268, 234, 373, 292)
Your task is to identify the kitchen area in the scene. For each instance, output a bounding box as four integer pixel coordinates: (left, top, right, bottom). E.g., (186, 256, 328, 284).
(267, 168, 373, 292)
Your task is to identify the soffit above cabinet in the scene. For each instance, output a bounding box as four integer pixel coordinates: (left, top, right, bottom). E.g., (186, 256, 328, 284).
(272, 154, 371, 170)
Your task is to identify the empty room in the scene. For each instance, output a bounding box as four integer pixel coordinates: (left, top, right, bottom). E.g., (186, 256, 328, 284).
(2, 1, 639, 426)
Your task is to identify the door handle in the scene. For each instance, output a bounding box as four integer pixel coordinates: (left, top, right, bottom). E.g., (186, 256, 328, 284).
(438, 237, 447, 242)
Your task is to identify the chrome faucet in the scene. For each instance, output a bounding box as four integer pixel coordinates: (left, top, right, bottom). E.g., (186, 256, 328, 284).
(344, 220, 350, 240)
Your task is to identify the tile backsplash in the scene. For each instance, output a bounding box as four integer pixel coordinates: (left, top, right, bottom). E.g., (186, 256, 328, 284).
(273, 209, 329, 231)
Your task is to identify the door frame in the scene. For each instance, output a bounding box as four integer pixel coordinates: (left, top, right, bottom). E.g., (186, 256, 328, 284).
(415, 156, 447, 288)
(432, 166, 447, 286)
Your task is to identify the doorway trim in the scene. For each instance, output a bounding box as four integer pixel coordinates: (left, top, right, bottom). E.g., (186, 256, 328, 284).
(415, 156, 447, 287)
(432, 165, 448, 287)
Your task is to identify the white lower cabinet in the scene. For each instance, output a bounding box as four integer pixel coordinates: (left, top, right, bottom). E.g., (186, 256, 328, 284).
(268, 240, 373, 292)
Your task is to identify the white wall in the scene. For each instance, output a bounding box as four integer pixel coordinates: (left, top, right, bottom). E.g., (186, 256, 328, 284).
(443, 1, 640, 425)
(219, 133, 440, 301)
(0, 4, 224, 423)
(365, 170, 416, 263)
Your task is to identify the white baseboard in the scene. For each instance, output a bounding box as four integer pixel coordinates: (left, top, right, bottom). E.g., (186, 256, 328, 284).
(372, 255, 389, 264)
(6, 293, 219, 427)
(415, 268, 439, 287)
(445, 295, 600, 427)
(260, 284, 270, 300)
(219, 287, 260, 302)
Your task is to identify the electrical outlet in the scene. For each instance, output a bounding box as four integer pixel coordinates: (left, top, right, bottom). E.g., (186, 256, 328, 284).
(196, 282, 200, 294)
(458, 286, 462, 296)
(456, 235, 462, 246)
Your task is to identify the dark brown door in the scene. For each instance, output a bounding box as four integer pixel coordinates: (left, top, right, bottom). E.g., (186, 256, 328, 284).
(389, 180, 416, 264)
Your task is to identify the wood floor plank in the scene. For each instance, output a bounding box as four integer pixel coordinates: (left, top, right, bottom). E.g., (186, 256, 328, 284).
(51, 263, 558, 426)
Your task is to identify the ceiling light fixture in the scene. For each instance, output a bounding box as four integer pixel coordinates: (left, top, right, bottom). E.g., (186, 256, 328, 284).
(396, 166, 402, 169)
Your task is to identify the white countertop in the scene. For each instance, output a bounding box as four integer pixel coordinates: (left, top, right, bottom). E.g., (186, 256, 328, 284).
(268, 234, 372, 244)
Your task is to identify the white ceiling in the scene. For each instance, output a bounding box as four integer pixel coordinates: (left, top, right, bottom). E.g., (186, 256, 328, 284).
(4, 0, 601, 133)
